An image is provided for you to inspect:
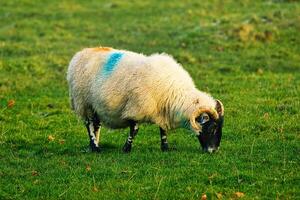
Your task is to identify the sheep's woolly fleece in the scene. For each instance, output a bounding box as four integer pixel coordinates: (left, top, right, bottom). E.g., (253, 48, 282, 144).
(67, 47, 217, 131)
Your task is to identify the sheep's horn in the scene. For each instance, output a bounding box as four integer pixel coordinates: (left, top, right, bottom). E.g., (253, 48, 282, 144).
(216, 99, 224, 116)
(198, 107, 218, 120)
(190, 107, 219, 132)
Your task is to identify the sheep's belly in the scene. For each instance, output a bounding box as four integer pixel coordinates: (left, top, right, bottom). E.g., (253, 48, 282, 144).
(95, 111, 130, 129)
(105, 120, 130, 129)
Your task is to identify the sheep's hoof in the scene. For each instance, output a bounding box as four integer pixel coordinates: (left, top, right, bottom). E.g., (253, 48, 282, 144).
(91, 147, 101, 153)
(161, 143, 169, 152)
(122, 143, 132, 153)
(90, 145, 101, 153)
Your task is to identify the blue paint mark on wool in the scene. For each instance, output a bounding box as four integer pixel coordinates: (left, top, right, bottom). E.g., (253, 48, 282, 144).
(101, 52, 124, 77)
(180, 119, 191, 130)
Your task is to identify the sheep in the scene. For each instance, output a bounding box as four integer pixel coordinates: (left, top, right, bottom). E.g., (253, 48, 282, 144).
(67, 47, 224, 153)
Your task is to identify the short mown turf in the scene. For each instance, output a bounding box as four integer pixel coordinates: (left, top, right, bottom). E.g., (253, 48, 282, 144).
(0, 0, 299, 199)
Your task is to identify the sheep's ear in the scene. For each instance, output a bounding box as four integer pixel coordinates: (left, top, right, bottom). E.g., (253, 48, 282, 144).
(215, 99, 224, 116)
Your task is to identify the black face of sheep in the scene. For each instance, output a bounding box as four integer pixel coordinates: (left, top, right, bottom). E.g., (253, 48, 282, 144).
(196, 112, 224, 153)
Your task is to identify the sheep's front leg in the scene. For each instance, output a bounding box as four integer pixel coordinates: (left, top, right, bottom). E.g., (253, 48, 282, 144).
(160, 127, 169, 152)
(85, 113, 101, 152)
(122, 121, 139, 153)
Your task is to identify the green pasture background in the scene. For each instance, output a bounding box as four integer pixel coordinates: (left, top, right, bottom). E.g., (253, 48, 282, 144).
(0, 0, 299, 199)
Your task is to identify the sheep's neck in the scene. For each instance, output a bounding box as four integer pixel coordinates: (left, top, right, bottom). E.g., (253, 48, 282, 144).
(161, 89, 215, 130)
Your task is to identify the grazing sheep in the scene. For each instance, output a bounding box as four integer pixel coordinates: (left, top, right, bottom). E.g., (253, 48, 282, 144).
(67, 47, 224, 153)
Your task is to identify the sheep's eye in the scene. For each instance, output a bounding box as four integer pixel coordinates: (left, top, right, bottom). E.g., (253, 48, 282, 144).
(198, 113, 210, 125)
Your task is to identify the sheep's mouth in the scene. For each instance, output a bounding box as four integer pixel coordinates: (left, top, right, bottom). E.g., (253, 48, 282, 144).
(203, 146, 219, 153)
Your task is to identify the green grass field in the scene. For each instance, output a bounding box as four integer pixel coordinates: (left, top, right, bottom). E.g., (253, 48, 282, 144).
(1, 0, 299, 199)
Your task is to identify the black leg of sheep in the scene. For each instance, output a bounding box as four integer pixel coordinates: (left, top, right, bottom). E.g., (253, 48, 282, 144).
(85, 113, 101, 152)
(122, 121, 139, 153)
(160, 127, 169, 152)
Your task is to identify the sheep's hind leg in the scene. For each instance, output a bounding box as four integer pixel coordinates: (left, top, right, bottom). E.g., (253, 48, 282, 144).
(160, 127, 169, 152)
(85, 113, 101, 152)
(122, 121, 139, 153)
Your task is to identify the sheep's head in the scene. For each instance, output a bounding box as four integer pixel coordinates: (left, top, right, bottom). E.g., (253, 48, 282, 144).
(190, 100, 224, 153)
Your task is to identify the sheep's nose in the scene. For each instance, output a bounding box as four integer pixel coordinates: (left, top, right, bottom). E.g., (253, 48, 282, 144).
(203, 146, 218, 153)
